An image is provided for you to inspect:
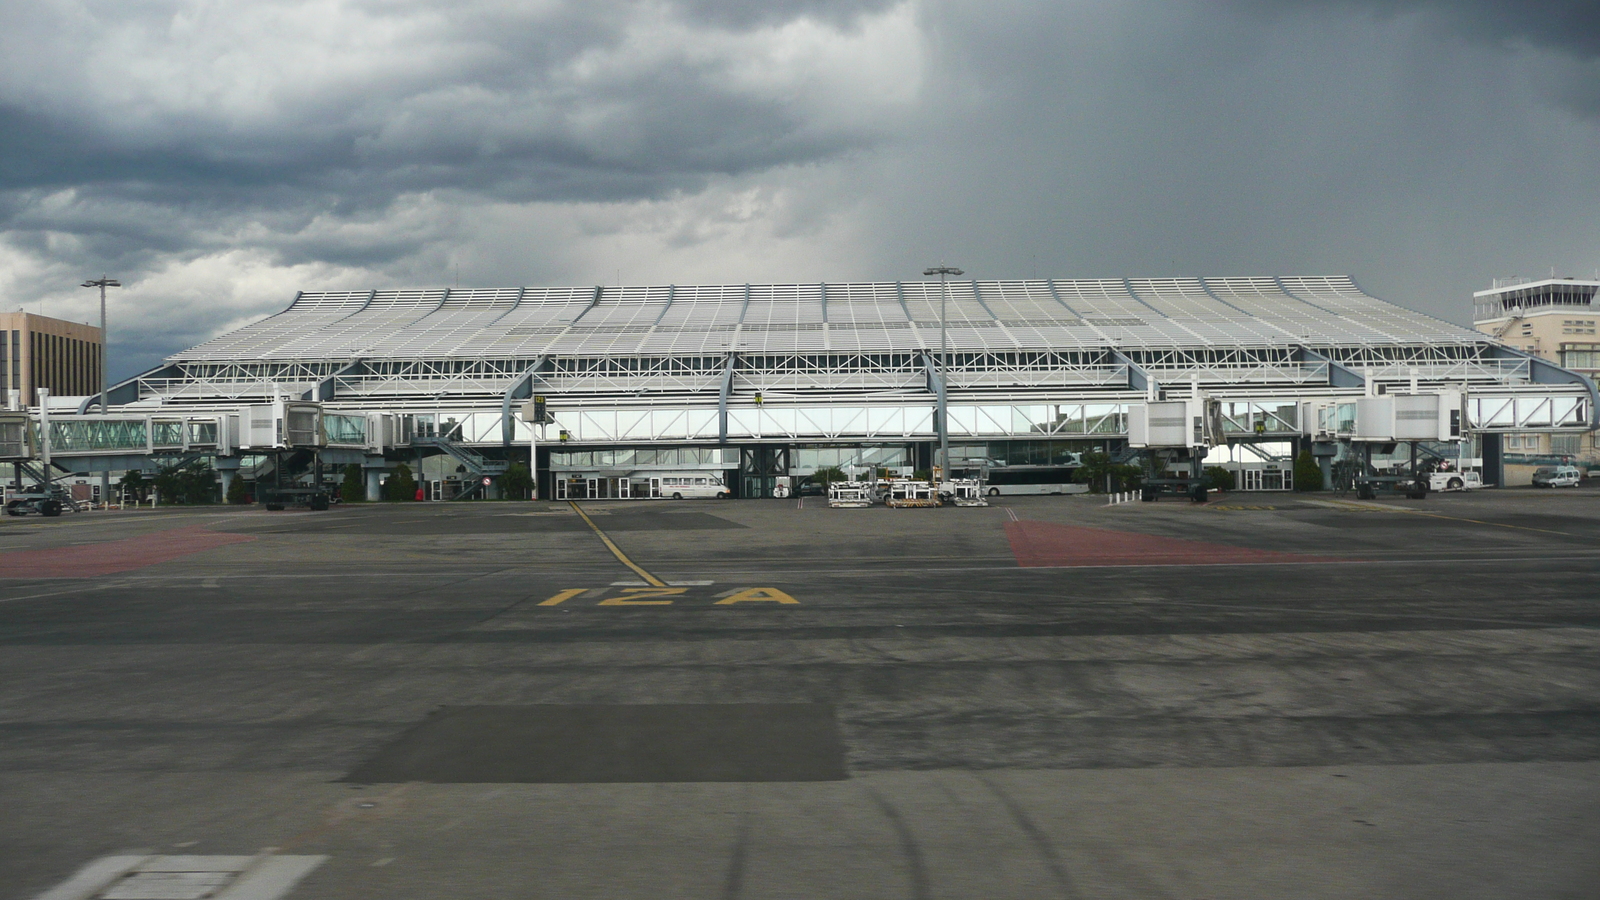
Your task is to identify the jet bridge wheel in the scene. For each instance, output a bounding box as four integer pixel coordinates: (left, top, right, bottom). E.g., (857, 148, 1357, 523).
(40, 500, 62, 517)
(4, 501, 23, 516)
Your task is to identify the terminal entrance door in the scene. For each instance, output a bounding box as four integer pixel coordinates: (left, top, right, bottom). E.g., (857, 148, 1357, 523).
(740, 446, 790, 498)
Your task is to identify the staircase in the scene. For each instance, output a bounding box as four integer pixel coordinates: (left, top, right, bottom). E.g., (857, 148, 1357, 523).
(413, 436, 509, 500)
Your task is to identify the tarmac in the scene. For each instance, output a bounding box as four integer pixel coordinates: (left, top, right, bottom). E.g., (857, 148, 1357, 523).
(2, 487, 1598, 899)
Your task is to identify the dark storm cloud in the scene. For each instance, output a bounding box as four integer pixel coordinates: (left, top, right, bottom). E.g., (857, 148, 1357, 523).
(1294, 0, 1600, 56)
(4, 0, 1598, 378)
(1234, 0, 1600, 115)
(0, 0, 920, 343)
(0, 3, 897, 203)
(669, 0, 899, 29)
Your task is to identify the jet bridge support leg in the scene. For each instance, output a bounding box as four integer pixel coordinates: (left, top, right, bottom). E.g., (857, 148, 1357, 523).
(363, 458, 386, 502)
(217, 466, 236, 502)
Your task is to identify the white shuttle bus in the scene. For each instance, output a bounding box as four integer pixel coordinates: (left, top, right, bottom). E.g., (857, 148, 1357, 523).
(554, 471, 731, 500)
(653, 472, 731, 499)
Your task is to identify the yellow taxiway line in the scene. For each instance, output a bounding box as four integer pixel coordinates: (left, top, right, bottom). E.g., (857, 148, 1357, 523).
(568, 501, 668, 587)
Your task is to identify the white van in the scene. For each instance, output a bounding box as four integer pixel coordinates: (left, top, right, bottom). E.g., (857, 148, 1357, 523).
(1531, 466, 1581, 488)
(655, 473, 731, 499)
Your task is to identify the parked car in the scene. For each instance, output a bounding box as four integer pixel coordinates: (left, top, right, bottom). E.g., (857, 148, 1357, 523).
(1531, 465, 1581, 488)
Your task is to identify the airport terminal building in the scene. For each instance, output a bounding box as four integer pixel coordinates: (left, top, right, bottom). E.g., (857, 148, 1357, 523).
(8, 276, 1596, 500)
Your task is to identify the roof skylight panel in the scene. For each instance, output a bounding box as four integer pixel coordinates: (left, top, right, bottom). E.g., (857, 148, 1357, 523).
(267, 291, 444, 358)
(171, 292, 374, 360)
(448, 288, 593, 356)
(980, 281, 1079, 324)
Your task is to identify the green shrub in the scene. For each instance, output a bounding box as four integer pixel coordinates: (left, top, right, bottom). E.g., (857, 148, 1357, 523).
(1205, 466, 1236, 492)
(226, 474, 250, 504)
(1075, 452, 1142, 492)
(154, 462, 219, 504)
(383, 463, 418, 501)
(810, 466, 847, 489)
(339, 464, 364, 502)
(500, 462, 534, 499)
(1294, 450, 1324, 492)
(119, 470, 148, 503)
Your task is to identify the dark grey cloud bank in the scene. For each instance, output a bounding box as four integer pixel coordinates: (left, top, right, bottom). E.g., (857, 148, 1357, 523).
(1, 0, 1597, 380)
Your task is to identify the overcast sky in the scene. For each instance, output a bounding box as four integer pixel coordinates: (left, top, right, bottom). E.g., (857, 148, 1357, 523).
(4, 0, 1599, 380)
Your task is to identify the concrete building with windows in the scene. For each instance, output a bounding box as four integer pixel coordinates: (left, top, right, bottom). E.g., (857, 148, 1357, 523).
(1473, 278, 1600, 477)
(8, 275, 1598, 500)
(0, 311, 105, 407)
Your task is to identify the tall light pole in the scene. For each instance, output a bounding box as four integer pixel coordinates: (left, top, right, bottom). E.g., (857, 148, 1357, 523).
(80, 275, 120, 413)
(922, 265, 963, 480)
(81, 275, 119, 510)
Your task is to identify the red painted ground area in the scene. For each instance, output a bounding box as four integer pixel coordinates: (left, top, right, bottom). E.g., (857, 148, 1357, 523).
(1005, 519, 1341, 568)
(0, 525, 256, 578)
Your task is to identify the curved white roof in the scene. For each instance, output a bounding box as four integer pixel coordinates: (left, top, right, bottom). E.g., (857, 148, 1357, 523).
(169, 276, 1483, 363)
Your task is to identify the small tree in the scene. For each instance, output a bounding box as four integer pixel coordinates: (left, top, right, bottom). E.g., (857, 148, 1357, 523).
(1205, 466, 1236, 492)
(1294, 450, 1324, 492)
(384, 463, 417, 501)
(811, 466, 847, 489)
(152, 462, 219, 504)
(1109, 463, 1144, 492)
(226, 474, 250, 504)
(340, 464, 364, 503)
(119, 470, 148, 504)
(1076, 451, 1113, 492)
(500, 462, 533, 499)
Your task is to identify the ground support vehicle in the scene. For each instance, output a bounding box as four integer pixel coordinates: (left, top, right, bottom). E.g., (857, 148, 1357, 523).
(941, 479, 989, 507)
(257, 486, 331, 511)
(3, 489, 83, 517)
(1353, 473, 1429, 500)
(3, 457, 87, 517)
(1139, 477, 1208, 503)
(827, 482, 875, 508)
(1532, 465, 1582, 488)
(1428, 470, 1482, 492)
(885, 481, 941, 508)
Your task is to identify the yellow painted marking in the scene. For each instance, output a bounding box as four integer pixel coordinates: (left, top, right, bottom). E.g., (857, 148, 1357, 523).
(538, 588, 587, 606)
(715, 587, 800, 605)
(599, 586, 687, 605)
(568, 501, 667, 587)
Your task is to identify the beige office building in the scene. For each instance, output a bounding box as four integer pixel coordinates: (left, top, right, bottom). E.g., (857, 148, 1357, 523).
(0, 312, 105, 407)
(1473, 277, 1600, 470)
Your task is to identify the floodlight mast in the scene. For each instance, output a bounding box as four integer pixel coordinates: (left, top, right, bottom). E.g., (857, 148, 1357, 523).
(80, 275, 120, 413)
(80, 274, 120, 509)
(922, 265, 963, 479)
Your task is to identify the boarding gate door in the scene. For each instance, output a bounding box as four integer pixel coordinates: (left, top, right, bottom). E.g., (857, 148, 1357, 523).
(1243, 469, 1262, 491)
(649, 477, 661, 498)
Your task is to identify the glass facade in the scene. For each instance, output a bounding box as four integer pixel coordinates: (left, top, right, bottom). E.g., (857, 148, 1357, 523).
(47, 419, 148, 452)
(324, 413, 368, 445)
(950, 439, 1107, 466)
(550, 446, 738, 470)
